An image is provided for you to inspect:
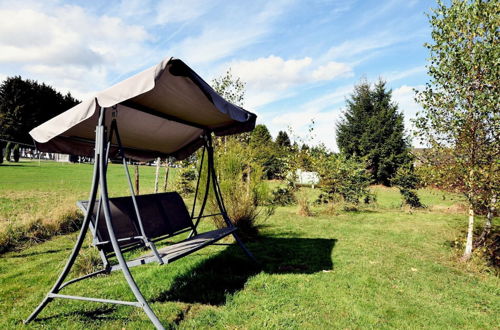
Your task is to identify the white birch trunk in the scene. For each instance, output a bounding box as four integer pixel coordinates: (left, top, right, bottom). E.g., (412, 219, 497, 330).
(163, 163, 170, 192)
(154, 157, 160, 193)
(463, 205, 474, 259)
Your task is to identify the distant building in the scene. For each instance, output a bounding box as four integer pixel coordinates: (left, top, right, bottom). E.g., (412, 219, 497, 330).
(295, 169, 320, 187)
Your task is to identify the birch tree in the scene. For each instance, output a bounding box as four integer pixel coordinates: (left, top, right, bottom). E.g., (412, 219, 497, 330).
(415, 0, 499, 259)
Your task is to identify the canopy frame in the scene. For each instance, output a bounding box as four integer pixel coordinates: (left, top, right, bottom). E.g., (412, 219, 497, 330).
(24, 106, 256, 329)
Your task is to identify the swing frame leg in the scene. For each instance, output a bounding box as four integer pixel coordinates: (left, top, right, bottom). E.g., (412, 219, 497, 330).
(24, 107, 165, 330)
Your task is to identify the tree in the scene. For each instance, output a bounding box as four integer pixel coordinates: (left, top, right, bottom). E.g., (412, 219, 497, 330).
(250, 124, 272, 146)
(0, 76, 79, 144)
(211, 69, 245, 106)
(211, 69, 249, 143)
(275, 131, 291, 149)
(312, 148, 373, 208)
(336, 80, 411, 185)
(415, 0, 499, 259)
(249, 124, 282, 179)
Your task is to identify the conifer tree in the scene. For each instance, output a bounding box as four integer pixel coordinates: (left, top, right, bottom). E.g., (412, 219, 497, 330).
(336, 80, 411, 185)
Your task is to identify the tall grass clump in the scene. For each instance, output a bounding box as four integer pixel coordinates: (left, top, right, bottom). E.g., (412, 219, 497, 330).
(295, 189, 313, 217)
(199, 138, 270, 240)
(0, 206, 83, 254)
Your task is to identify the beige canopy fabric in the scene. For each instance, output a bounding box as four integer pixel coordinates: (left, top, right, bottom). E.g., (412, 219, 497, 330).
(29, 57, 256, 160)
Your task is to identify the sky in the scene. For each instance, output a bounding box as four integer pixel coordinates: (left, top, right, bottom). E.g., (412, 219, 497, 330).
(0, 0, 436, 151)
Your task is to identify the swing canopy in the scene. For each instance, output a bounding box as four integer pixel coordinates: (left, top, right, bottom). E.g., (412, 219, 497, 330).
(29, 57, 256, 160)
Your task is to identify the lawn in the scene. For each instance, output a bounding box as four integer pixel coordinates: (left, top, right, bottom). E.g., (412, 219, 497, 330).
(0, 161, 498, 329)
(0, 160, 179, 252)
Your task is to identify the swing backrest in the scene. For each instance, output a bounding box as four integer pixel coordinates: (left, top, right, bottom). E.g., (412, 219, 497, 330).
(77, 192, 194, 254)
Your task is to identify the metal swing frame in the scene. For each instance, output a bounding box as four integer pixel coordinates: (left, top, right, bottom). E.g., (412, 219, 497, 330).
(24, 105, 256, 330)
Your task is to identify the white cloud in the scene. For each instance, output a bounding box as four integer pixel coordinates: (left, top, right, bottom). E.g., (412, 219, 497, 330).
(265, 84, 355, 151)
(0, 4, 152, 98)
(392, 85, 424, 145)
(226, 55, 353, 109)
(312, 62, 353, 82)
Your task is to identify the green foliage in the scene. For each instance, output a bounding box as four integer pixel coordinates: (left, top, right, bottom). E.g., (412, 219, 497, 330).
(174, 166, 196, 196)
(392, 165, 424, 208)
(312, 150, 373, 206)
(250, 124, 272, 146)
(275, 130, 291, 149)
(250, 124, 284, 179)
(0, 76, 79, 143)
(271, 185, 296, 206)
(336, 80, 411, 185)
(211, 69, 245, 106)
(208, 139, 271, 240)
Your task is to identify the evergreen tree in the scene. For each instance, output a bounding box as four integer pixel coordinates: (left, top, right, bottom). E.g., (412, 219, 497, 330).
(0, 76, 79, 144)
(336, 80, 411, 185)
(250, 124, 272, 146)
(275, 131, 291, 149)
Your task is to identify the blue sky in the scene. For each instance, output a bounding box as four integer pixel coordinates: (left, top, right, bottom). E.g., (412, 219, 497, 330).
(0, 0, 435, 150)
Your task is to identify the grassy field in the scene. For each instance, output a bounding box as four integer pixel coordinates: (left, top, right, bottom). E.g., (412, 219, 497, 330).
(0, 161, 498, 329)
(0, 160, 179, 252)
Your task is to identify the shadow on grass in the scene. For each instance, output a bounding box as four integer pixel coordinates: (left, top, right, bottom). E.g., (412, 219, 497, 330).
(10, 247, 73, 258)
(36, 306, 120, 323)
(152, 236, 336, 306)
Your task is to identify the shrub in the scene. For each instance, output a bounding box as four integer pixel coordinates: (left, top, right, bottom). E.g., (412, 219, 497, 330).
(312, 152, 373, 208)
(392, 165, 424, 208)
(271, 185, 296, 206)
(174, 166, 196, 196)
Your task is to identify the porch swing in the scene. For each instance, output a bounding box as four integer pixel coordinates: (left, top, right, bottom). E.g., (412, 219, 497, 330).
(24, 57, 258, 329)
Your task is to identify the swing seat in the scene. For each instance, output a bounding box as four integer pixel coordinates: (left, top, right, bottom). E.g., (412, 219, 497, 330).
(77, 192, 237, 270)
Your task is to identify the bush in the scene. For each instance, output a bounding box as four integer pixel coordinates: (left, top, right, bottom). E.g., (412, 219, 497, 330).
(392, 165, 424, 208)
(313, 152, 374, 208)
(271, 185, 296, 206)
(174, 166, 196, 196)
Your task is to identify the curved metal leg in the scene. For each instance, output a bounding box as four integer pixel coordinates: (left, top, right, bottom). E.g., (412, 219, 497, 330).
(97, 120, 164, 329)
(24, 128, 101, 324)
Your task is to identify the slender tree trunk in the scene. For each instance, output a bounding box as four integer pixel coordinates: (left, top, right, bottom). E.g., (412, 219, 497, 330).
(163, 162, 170, 192)
(463, 205, 474, 260)
(134, 164, 140, 195)
(154, 157, 160, 193)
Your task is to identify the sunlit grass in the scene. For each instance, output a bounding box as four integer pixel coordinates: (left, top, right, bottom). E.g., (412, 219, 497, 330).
(0, 161, 497, 329)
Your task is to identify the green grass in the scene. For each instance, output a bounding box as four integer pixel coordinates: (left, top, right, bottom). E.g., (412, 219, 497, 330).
(0, 160, 179, 252)
(0, 162, 498, 329)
